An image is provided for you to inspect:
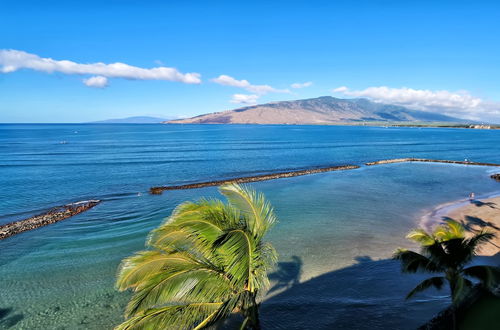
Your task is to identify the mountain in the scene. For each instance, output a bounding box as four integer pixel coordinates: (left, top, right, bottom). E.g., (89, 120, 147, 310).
(90, 116, 170, 124)
(165, 96, 466, 125)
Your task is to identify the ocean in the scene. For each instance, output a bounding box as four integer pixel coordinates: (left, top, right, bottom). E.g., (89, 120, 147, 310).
(1, 124, 499, 329)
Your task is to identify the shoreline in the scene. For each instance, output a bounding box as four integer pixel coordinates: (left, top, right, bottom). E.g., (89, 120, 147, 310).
(419, 195, 500, 256)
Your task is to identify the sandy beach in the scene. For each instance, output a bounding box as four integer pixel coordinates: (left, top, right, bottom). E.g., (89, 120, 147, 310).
(429, 197, 500, 256)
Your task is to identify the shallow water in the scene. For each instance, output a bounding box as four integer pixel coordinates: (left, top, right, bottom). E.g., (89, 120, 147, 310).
(0, 124, 499, 329)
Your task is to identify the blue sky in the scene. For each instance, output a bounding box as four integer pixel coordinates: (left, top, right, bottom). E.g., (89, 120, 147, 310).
(1, 0, 500, 122)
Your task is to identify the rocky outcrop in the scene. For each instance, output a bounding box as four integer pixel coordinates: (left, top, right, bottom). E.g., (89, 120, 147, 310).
(491, 174, 500, 181)
(150, 165, 360, 194)
(0, 200, 101, 240)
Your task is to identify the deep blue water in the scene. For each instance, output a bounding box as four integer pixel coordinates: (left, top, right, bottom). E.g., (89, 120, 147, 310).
(0, 124, 499, 329)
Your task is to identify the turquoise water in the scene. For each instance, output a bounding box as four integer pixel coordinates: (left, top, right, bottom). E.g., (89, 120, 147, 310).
(0, 124, 499, 329)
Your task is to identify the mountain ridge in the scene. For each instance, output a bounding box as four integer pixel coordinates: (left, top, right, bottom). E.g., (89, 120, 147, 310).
(90, 116, 170, 124)
(166, 96, 467, 125)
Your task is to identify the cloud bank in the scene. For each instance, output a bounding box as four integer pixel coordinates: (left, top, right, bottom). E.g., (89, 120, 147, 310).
(0, 49, 201, 87)
(212, 74, 290, 104)
(333, 86, 499, 121)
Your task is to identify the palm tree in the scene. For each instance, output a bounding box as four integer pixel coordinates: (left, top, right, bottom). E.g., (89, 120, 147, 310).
(394, 219, 499, 326)
(115, 183, 277, 330)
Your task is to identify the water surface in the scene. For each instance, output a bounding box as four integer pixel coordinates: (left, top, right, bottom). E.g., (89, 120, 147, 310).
(1, 124, 499, 329)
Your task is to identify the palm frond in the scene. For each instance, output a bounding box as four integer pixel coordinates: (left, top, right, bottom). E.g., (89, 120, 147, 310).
(252, 241, 278, 293)
(393, 249, 442, 273)
(439, 238, 475, 269)
(406, 228, 435, 246)
(463, 265, 500, 290)
(465, 231, 496, 255)
(443, 219, 465, 239)
(422, 241, 451, 268)
(116, 250, 195, 291)
(219, 183, 276, 239)
(126, 266, 231, 317)
(215, 228, 257, 292)
(406, 276, 445, 299)
(434, 219, 465, 241)
(149, 200, 226, 246)
(115, 302, 223, 330)
(116, 183, 277, 329)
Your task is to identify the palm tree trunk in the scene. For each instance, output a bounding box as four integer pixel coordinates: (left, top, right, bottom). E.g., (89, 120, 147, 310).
(242, 295, 261, 330)
(449, 277, 457, 330)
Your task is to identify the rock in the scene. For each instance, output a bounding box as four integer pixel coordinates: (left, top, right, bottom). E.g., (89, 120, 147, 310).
(491, 173, 500, 181)
(149, 165, 360, 194)
(0, 200, 101, 240)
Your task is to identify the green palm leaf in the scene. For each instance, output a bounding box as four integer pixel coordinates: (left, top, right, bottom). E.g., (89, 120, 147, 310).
(116, 302, 223, 330)
(393, 249, 442, 273)
(434, 219, 465, 241)
(216, 228, 257, 292)
(406, 228, 435, 246)
(116, 183, 277, 329)
(465, 231, 495, 255)
(116, 251, 196, 291)
(125, 264, 231, 317)
(406, 276, 445, 299)
(395, 219, 497, 306)
(219, 183, 276, 239)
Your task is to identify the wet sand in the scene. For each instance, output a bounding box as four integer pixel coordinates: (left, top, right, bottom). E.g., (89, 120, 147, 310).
(423, 197, 500, 256)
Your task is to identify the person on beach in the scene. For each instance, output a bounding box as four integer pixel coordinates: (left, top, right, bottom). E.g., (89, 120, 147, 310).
(469, 192, 475, 201)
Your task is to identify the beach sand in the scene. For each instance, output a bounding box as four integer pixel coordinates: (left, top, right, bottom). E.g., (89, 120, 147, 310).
(443, 197, 500, 256)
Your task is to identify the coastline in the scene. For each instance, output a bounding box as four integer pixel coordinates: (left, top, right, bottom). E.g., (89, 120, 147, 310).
(419, 194, 500, 256)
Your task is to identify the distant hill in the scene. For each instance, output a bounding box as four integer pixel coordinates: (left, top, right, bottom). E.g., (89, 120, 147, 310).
(166, 96, 467, 125)
(90, 116, 170, 124)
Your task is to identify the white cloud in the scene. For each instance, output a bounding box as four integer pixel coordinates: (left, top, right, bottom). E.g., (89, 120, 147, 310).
(212, 74, 290, 95)
(291, 81, 312, 89)
(0, 49, 201, 87)
(83, 76, 108, 88)
(230, 94, 260, 104)
(332, 85, 500, 121)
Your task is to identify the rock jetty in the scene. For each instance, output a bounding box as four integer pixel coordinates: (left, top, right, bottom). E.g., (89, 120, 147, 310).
(150, 165, 360, 194)
(0, 200, 101, 240)
(365, 158, 500, 167)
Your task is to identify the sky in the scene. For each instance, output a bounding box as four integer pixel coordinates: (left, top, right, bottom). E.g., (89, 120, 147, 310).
(1, 0, 500, 123)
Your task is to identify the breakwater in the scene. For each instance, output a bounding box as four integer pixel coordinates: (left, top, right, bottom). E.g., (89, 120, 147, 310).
(3, 158, 500, 238)
(365, 158, 500, 167)
(0, 200, 101, 240)
(150, 158, 500, 194)
(150, 165, 360, 194)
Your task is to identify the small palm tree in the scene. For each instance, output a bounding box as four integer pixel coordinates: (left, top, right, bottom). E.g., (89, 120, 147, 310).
(394, 219, 499, 305)
(115, 183, 277, 330)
